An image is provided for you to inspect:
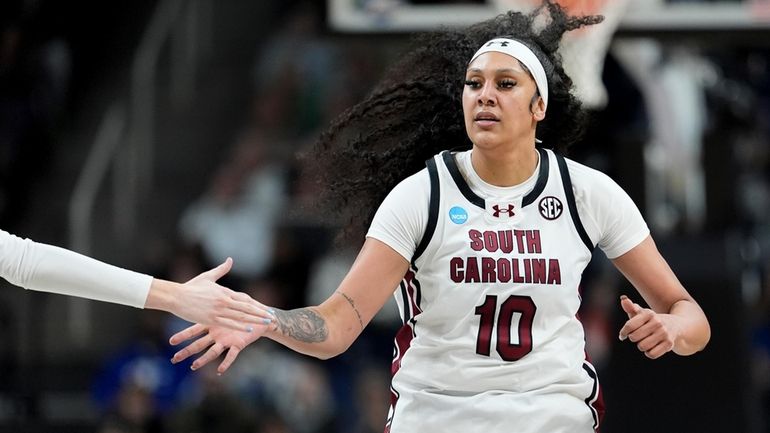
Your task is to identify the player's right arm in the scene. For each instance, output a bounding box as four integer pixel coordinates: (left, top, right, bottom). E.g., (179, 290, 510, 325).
(170, 238, 409, 372)
(170, 170, 428, 372)
(270, 237, 408, 356)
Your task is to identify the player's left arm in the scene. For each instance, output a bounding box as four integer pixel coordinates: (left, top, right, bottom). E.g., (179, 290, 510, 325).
(611, 235, 711, 358)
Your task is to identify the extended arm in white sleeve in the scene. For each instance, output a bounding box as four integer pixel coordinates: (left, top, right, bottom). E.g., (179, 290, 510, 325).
(0, 230, 151, 308)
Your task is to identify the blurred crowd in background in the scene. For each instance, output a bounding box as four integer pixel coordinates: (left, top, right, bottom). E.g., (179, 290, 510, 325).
(1, 0, 770, 432)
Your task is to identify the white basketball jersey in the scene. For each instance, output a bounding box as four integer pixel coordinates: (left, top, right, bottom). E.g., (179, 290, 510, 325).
(387, 148, 603, 433)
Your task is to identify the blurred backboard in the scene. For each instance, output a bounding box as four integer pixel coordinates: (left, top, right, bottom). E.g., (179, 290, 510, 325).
(327, 0, 770, 34)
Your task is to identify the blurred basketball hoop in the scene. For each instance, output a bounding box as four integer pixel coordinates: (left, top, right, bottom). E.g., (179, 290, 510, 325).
(751, 0, 770, 18)
(489, 0, 630, 110)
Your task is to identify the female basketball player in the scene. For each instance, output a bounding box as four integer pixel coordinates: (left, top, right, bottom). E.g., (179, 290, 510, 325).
(1, 229, 274, 330)
(169, 2, 710, 431)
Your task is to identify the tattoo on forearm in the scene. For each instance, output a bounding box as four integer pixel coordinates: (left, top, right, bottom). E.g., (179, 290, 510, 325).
(274, 308, 328, 343)
(336, 291, 364, 329)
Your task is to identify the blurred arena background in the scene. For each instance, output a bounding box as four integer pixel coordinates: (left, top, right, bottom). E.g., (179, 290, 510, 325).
(0, 0, 769, 431)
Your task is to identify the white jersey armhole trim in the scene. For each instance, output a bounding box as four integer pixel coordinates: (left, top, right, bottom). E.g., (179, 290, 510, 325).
(366, 168, 432, 263)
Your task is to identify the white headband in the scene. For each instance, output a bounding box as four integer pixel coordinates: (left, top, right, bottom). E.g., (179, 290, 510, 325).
(469, 38, 549, 110)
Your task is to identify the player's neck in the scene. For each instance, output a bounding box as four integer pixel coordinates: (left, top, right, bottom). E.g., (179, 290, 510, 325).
(470, 144, 538, 187)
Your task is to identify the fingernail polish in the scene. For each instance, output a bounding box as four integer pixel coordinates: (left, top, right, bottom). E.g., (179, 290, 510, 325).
(263, 318, 272, 324)
(268, 308, 276, 315)
(246, 326, 254, 333)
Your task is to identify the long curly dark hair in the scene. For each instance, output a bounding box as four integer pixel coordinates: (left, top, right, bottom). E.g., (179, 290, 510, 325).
(310, 1, 603, 238)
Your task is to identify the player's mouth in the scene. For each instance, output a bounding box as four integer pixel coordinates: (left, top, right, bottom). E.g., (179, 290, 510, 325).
(475, 111, 500, 127)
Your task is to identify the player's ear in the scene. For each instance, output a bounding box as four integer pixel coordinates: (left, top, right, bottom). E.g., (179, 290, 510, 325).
(532, 96, 546, 121)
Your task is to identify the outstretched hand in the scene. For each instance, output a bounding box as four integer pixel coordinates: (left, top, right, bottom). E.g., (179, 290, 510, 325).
(618, 295, 681, 359)
(170, 321, 273, 374)
(169, 257, 275, 331)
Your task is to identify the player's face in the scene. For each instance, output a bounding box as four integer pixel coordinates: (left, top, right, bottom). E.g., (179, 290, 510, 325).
(462, 51, 545, 151)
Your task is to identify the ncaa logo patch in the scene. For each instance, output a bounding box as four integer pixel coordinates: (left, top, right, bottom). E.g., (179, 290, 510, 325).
(448, 206, 469, 225)
(539, 196, 563, 220)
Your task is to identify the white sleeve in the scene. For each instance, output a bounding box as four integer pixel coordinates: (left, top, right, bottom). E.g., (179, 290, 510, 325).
(0, 230, 152, 308)
(570, 161, 650, 259)
(365, 169, 430, 262)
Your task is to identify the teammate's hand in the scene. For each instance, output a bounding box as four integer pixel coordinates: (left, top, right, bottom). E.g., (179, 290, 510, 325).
(618, 295, 681, 359)
(169, 321, 273, 374)
(168, 257, 276, 331)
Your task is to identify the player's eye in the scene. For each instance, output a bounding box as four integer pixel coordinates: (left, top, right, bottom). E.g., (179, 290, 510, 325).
(498, 79, 516, 89)
(464, 79, 482, 89)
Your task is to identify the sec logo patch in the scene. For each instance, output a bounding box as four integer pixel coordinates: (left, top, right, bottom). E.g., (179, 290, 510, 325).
(538, 196, 563, 220)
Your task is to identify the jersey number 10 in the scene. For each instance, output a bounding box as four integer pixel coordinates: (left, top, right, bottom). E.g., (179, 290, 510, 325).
(474, 295, 536, 361)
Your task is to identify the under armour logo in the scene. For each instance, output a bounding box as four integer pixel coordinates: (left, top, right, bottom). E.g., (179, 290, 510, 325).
(486, 40, 509, 48)
(492, 204, 515, 218)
